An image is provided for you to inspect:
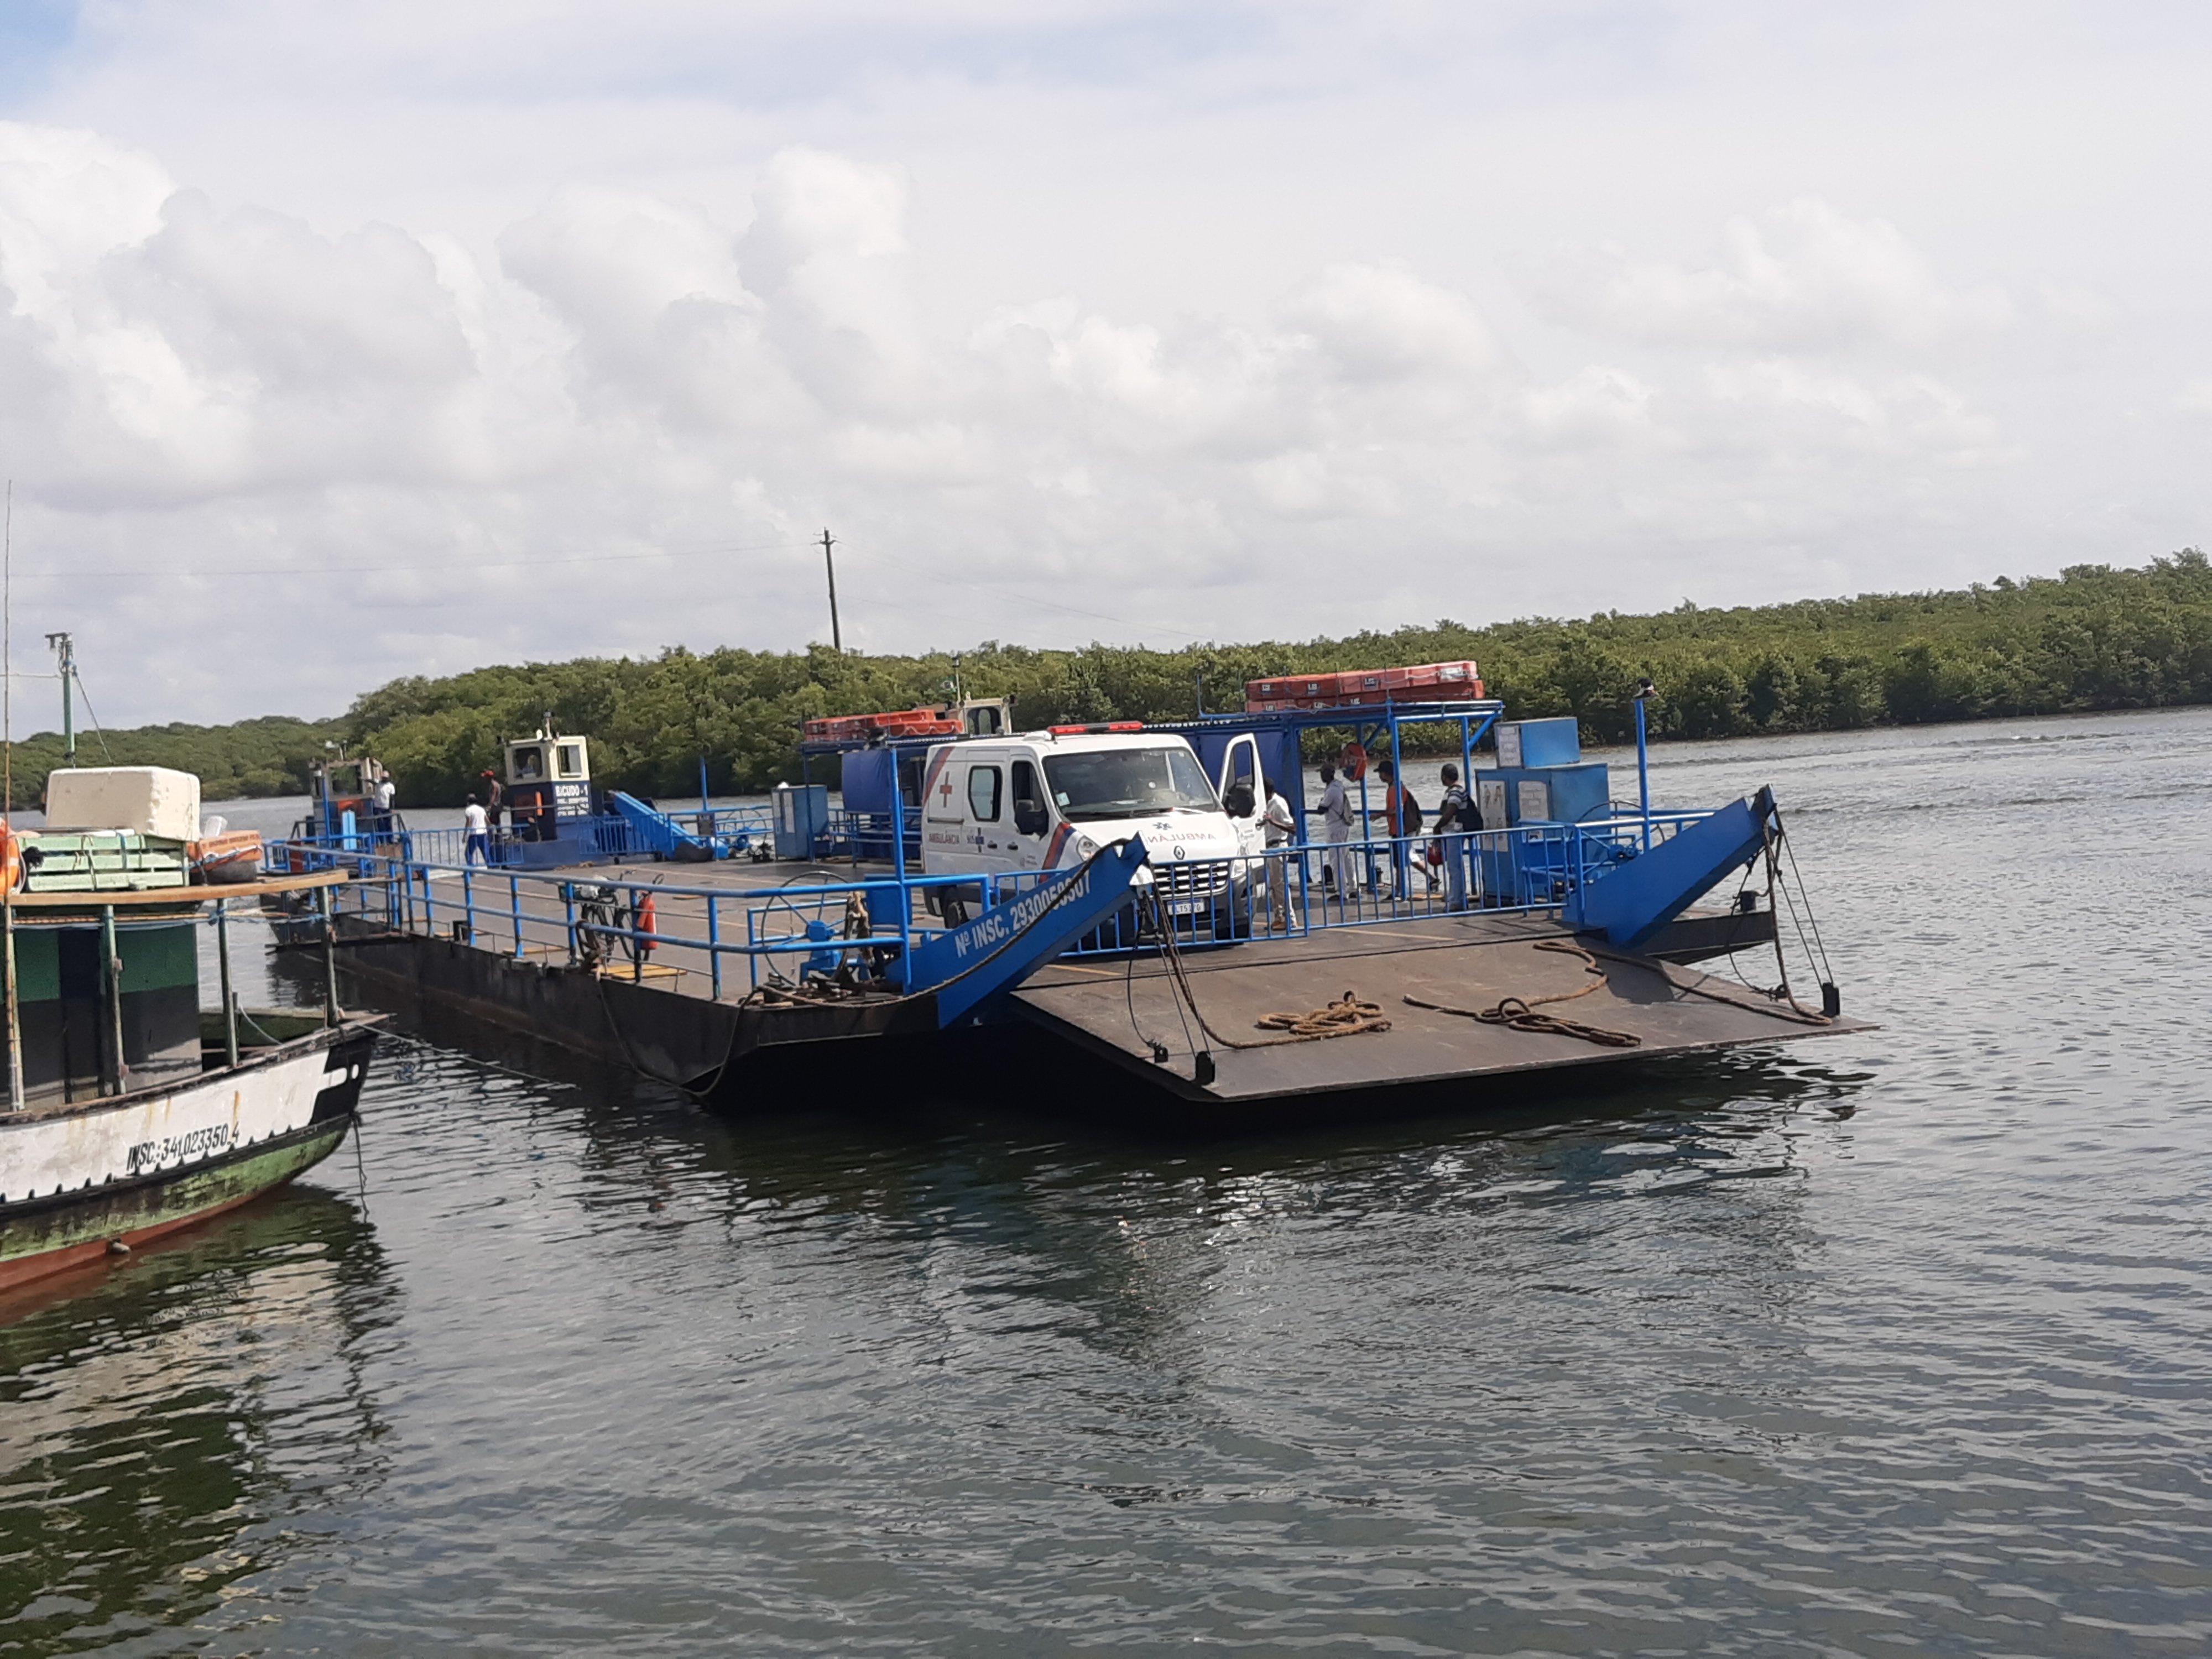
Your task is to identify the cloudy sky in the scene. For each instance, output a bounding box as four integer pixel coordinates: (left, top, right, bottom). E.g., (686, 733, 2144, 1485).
(0, 1, 2206, 724)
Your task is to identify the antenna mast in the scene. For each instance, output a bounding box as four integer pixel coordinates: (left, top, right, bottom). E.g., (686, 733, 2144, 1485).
(818, 528, 842, 653)
(43, 632, 71, 764)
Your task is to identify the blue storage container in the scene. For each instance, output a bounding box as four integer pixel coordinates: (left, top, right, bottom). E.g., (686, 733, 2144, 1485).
(1473, 762, 1611, 826)
(772, 782, 831, 859)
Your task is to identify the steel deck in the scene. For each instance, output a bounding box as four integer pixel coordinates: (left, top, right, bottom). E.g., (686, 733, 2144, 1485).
(1011, 912, 1866, 1102)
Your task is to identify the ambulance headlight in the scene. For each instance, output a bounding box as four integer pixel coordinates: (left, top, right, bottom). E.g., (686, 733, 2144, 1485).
(1074, 835, 1099, 860)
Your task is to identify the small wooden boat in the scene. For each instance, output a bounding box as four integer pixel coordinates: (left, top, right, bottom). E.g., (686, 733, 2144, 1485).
(0, 766, 378, 1292)
(189, 829, 265, 884)
(0, 1003, 374, 1290)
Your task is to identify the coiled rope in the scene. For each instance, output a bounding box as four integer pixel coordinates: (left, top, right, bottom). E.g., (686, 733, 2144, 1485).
(1255, 992, 1392, 1040)
(1402, 938, 1644, 1049)
(1141, 893, 1391, 1051)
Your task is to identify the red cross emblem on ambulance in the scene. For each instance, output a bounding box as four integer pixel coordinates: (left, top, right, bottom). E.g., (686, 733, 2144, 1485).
(937, 775, 954, 808)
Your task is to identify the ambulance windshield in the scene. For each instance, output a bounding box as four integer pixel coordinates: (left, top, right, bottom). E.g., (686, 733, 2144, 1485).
(1045, 747, 1218, 823)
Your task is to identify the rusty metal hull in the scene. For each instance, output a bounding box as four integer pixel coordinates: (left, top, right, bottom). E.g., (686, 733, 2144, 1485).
(328, 913, 1863, 1119)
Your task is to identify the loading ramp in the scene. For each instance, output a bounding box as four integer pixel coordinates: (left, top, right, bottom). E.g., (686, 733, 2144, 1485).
(1009, 913, 1868, 1104)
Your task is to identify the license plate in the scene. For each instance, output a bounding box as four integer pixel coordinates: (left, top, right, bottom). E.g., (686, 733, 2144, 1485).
(1167, 898, 1208, 916)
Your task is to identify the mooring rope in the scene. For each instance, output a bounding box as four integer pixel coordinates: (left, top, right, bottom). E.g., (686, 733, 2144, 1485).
(1255, 992, 1393, 1041)
(1142, 892, 1390, 1052)
(1402, 938, 1644, 1049)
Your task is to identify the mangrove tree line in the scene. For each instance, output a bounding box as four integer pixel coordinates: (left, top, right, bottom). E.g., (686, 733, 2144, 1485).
(6, 554, 2206, 807)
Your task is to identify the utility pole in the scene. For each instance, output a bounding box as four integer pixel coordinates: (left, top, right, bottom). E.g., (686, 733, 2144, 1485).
(818, 528, 842, 652)
(44, 632, 72, 763)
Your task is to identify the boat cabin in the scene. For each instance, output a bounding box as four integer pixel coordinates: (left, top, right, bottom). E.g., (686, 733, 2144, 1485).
(954, 697, 1013, 738)
(503, 727, 592, 839)
(9, 767, 207, 1108)
(310, 751, 392, 837)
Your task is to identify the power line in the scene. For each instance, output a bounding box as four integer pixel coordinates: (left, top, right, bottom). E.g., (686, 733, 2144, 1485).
(7, 519, 1213, 646)
(831, 539, 1210, 643)
(1, 535, 818, 582)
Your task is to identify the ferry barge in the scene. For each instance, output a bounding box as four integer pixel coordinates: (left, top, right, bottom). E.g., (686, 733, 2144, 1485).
(279, 666, 1863, 1120)
(1, 766, 375, 1291)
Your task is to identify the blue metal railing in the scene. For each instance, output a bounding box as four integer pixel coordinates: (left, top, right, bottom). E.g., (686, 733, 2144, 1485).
(289, 840, 982, 999)
(271, 803, 1724, 999)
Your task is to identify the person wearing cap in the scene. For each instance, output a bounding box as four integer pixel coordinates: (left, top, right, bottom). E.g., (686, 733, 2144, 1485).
(1436, 763, 1479, 912)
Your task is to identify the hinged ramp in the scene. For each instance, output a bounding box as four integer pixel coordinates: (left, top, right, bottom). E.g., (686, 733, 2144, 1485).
(1010, 915, 1867, 1103)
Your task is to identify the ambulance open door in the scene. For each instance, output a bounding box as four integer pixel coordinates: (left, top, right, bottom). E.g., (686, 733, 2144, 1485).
(1214, 733, 1266, 860)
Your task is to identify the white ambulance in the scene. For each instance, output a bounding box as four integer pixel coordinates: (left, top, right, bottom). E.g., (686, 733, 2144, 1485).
(916, 724, 1251, 920)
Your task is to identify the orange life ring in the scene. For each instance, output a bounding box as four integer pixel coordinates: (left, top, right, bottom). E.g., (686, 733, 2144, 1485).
(636, 891, 658, 957)
(0, 821, 21, 893)
(1339, 742, 1368, 782)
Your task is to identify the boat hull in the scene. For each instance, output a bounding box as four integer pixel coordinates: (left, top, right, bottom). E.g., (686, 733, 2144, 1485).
(0, 1025, 375, 1292)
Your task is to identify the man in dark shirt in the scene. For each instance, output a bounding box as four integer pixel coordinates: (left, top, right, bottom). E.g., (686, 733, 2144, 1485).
(1436, 763, 1479, 911)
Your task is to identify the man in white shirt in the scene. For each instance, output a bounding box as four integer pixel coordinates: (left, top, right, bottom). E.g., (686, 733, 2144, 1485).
(463, 796, 490, 865)
(1317, 763, 1354, 906)
(1261, 776, 1296, 930)
(373, 773, 396, 836)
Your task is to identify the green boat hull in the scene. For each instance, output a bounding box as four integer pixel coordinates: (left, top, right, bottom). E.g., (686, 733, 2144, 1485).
(1, 1113, 356, 1292)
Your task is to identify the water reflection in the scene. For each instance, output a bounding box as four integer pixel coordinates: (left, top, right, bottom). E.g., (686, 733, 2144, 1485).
(479, 1037, 1873, 1426)
(0, 1191, 393, 1653)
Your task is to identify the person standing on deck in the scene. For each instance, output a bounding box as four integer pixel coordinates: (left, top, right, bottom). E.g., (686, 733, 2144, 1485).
(373, 771, 395, 836)
(1436, 764, 1478, 912)
(463, 796, 490, 865)
(1318, 763, 1354, 902)
(1374, 759, 1412, 896)
(480, 770, 504, 832)
(1262, 776, 1297, 930)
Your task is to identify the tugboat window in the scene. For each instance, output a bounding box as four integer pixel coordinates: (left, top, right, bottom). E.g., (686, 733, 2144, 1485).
(512, 746, 544, 780)
(968, 765, 1003, 822)
(556, 744, 585, 778)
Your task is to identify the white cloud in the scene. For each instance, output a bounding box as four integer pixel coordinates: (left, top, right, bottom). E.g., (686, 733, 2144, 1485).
(1702, 361, 2005, 465)
(1530, 197, 2015, 352)
(1, 4, 2208, 723)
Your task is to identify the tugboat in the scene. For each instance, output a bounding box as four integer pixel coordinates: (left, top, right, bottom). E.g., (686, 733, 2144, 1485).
(494, 721, 602, 865)
(0, 765, 377, 1292)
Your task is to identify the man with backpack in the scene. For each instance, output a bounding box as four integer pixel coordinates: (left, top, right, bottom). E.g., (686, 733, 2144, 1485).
(1374, 759, 1422, 898)
(1435, 763, 1480, 911)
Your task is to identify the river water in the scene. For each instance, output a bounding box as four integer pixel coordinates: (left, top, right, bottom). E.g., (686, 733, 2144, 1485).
(5, 707, 2211, 1656)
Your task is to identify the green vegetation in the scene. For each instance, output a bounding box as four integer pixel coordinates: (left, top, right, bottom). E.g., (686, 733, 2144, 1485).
(342, 552, 2212, 804)
(4, 717, 343, 811)
(11, 554, 2210, 808)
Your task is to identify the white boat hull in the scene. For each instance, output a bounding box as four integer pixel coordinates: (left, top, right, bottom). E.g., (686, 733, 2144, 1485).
(0, 1024, 376, 1291)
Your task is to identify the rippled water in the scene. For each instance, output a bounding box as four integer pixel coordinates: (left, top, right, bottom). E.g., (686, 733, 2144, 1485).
(6, 708, 2211, 1656)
